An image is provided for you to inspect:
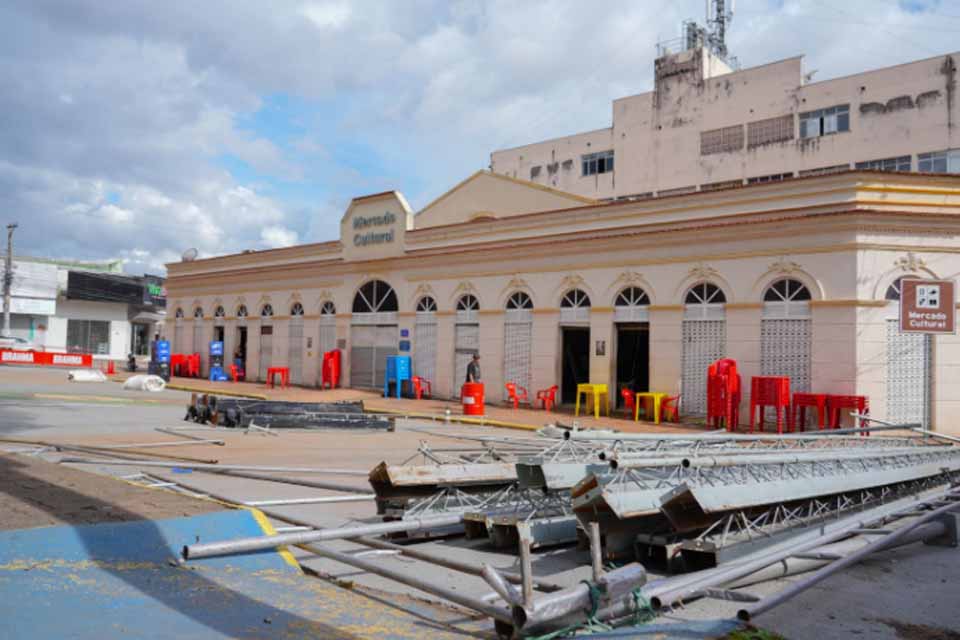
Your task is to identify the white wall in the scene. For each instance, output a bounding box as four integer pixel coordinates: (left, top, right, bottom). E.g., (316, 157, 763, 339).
(47, 299, 131, 359)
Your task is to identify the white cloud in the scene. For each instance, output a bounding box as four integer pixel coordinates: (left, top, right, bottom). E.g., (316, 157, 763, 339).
(260, 225, 299, 248)
(1, 0, 957, 276)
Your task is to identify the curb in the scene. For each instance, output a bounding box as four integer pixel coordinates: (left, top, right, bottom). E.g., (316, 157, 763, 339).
(164, 383, 269, 400)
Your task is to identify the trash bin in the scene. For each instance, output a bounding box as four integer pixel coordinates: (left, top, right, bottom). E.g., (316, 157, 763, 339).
(461, 382, 484, 416)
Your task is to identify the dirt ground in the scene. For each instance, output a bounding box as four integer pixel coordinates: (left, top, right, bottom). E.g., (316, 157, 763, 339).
(0, 452, 222, 531)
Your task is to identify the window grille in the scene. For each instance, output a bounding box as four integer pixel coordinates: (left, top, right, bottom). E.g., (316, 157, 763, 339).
(700, 125, 744, 155)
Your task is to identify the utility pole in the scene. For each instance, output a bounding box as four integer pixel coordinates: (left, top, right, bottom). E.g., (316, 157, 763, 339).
(3, 223, 17, 335)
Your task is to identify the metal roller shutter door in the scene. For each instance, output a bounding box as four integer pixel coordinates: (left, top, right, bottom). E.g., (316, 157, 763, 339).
(681, 320, 726, 416)
(374, 325, 398, 389)
(503, 319, 532, 399)
(258, 325, 273, 382)
(761, 318, 811, 423)
(351, 325, 375, 389)
(192, 321, 204, 354)
(886, 319, 931, 427)
(288, 318, 304, 385)
(414, 316, 437, 385)
(453, 323, 479, 396)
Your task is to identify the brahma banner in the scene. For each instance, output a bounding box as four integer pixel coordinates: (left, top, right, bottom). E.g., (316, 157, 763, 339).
(0, 350, 93, 367)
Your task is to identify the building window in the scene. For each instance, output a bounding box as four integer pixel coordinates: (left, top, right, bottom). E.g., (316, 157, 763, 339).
(456, 294, 479, 311)
(918, 149, 960, 173)
(530, 166, 542, 179)
(582, 150, 614, 176)
(657, 185, 698, 197)
(320, 301, 336, 315)
(416, 296, 437, 312)
(799, 104, 850, 139)
(748, 172, 794, 184)
(290, 302, 304, 316)
(236, 304, 248, 318)
(505, 291, 534, 310)
(67, 319, 110, 355)
(352, 280, 398, 313)
(763, 278, 812, 319)
(700, 179, 743, 192)
(214, 305, 225, 318)
(747, 115, 794, 148)
(193, 306, 204, 318)
(700, 125, 744, 155)
(174, 307, 184, 319)
(798, 164, 850, 177)
(260, 304, 274, 317)
(855, 156, 911, 172)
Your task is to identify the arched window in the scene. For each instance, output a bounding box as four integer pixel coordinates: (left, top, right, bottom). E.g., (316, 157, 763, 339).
(193, 307, 204, 318)
(615, 286, 650, 322)
(456, 294, 479, 311)
(684, 282, 726, 321)
(260, 303, 274, 317)
(616, 286, 650, 307)
(174, 307, 184, 319)
(885, 277, 907, 301)
(236, 304, 248, 318)
(560, 289, 590, 324)
(290, 302, 304, 316)
(763, 278, 811, 319)
(320, 301, 336, 315)
(214, 305, 225, 318)
(352, 280, 398, 313)
(416, 296, 437, 312)
(560, 289, 591, 308)
(505, 291, 534, 310)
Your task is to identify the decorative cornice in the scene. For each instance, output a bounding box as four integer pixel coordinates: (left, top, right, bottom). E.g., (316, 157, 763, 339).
(413, 283, 436, 300)
(687, 262, 720, 282)
(505, 274, 530, 291)
(767, 257, 804, 275)
(612, 270, 646, 288)
(559, 274, 586, 292)
(452, 281, 477, 298)
(894, 252, 927, 273)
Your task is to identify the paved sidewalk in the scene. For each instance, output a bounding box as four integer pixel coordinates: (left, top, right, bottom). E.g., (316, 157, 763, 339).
(156, 375, 708, 434)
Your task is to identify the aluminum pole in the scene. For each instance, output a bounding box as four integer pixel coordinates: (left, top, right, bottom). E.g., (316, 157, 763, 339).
(59, 457, 369, 476)
(300, 541, 513, 625)
(242, 495, 375, 506)
(183, 513, 465, 559)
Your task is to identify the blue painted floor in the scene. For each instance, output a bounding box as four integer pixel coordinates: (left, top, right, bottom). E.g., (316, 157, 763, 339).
(0, 510, 466, 639)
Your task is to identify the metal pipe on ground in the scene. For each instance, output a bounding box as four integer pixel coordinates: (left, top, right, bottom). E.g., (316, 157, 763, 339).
(242, 495, 375, 506)
(298, 541, 514, 625)
(92, 439, 225, 449)
(738, 501, 960, 621)
(204, 469, 372, 494)
(59, 457, 369, 476)
(183, 514, 465, 559)
(155, 427, 224, 442)
(2, 437, 219, 464)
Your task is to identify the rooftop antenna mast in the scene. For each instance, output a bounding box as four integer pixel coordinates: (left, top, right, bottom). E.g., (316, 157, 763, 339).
(706, 0, 734, 58)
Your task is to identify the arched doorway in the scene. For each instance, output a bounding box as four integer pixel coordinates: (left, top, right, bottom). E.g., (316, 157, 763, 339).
(761, 278, 812, 421)
(258, 303, 274, 382)
(173, 307, 186, 354)
(414, 296, 438, 386)
(681, 282, 727, 416)
(235, 304, 248, 376)
(192, 306, 204, 354)
(453, 294, 480, 395)
(885, 277, 932, 426)
(288, 302, 305, 385)
(559, 289, 591, 404)
(614, 286, 650, 405)
(351, 280, 398, 389)
(504, 291, 533, 400)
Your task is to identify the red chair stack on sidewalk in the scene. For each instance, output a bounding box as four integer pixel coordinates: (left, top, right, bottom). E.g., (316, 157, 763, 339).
(707, 358, 741, 431)
(321, 350, 341, 389)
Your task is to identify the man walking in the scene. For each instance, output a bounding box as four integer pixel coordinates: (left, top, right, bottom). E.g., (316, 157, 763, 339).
(465, 353, 481, 383)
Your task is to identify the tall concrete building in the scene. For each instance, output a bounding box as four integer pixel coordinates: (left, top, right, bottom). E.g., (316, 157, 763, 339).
(490, 46, 959, 201)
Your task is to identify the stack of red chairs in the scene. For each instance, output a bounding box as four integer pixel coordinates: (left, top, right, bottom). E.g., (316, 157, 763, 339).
(707, 358, 741, 431)
(187, 353, 201, 378)
(749, 376, 791, 433)
(321, 350, 341, 389)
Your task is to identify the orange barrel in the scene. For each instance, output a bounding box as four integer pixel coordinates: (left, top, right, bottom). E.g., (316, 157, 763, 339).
(461, 382, 485, 416)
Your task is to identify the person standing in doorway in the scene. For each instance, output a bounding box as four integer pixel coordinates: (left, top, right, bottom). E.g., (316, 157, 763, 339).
(466, 353, 481, 383)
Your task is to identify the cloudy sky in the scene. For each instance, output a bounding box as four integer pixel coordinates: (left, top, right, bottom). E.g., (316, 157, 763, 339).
(2, 0, 958, 274)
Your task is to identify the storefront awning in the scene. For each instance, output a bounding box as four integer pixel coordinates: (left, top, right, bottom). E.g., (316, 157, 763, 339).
(130, 311, 165, 324)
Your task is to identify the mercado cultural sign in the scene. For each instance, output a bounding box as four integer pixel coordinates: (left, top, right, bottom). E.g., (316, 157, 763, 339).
(353, 212, 396, 246)
(899, 278, 956, 334)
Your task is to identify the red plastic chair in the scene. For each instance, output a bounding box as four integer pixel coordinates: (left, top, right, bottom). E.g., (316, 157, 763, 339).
(749, 376, 791, 434)
(412, 376, 432, 400)
(661, 394, 681, 423)
(321, 350, 341, 389)
(707, 359, 741, 431)
(536, 385, 558, 411)
(187, 353, 201, 378)
(228, 364, 244, 383)
(505, 382, 529, 409)
(620, 388, 636, 418)
(826, 395, 870, 431)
